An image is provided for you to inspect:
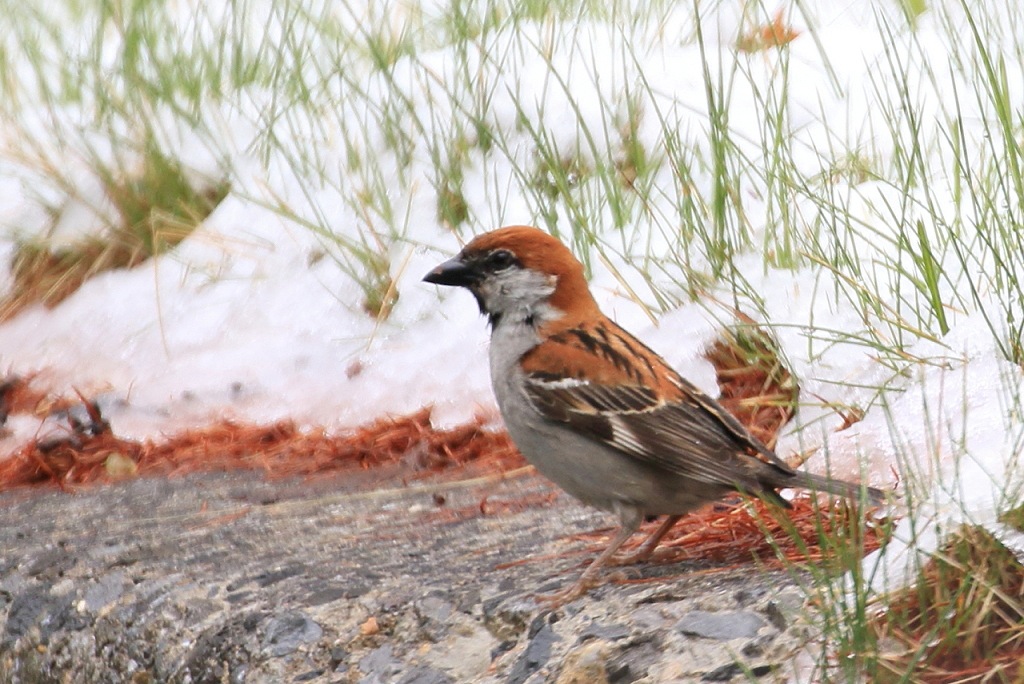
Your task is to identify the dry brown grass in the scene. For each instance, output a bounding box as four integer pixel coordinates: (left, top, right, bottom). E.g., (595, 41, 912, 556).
(0, 149, 227, 321)
(865, 525, 1024, 683)
(704, 321, 799, 448)
(554, 496, 886, 578)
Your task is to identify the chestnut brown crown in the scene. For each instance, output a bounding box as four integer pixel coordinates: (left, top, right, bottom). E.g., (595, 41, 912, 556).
(423, 226, 599, 325)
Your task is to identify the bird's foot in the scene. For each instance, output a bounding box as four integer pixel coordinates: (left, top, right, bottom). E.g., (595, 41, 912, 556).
(533, 575, 602, 608)
(610, 545, 658, 567)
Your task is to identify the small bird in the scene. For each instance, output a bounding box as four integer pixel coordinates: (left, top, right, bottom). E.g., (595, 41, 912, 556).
(425, 226, 882, 603)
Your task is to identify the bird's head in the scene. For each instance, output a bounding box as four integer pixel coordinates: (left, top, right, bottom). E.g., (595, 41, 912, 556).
(424, 226, 598, 328)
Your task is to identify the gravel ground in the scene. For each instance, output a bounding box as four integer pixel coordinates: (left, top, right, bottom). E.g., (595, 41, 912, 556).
(0, 467, 820, 683)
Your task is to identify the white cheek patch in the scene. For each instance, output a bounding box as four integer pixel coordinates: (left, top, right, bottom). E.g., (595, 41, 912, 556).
(498, 269, 556, 301)
(479, 267, 563, 325)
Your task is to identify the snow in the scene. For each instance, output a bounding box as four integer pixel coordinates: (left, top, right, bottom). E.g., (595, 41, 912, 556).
(1, 0, 1023, 599)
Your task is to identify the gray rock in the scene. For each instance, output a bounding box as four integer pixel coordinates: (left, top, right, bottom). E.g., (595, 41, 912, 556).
(482, 592, 535, 641)
(416, 594, 453, 624)
(762, 587, 806, 631)
(414, 593, 455, 641)
(508, 618, 559, 684)
(676, 610, 768, 640)
(702, 661, 776, 681)
(396, 665, 454, 684)
(580, 621, 630, 642)
(605, 635, 663, 683)
(360, 643, 403, 682)
(24, 545, 77, 582)
(262, 610, 323, 657)
(4, 587, 91, 643)
(183, 609, 266, 682)
(82, 571, 129, 612)
(0, 470, 821, 683)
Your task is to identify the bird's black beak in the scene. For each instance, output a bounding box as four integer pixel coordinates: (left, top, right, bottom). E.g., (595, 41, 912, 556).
(423, 255, 478, 288)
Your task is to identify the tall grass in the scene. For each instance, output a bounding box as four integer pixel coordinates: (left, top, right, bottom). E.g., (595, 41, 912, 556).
(3, 1, 1022, 333)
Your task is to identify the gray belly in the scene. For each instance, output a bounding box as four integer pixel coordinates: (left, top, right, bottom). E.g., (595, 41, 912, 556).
(499, 394, 725, 516)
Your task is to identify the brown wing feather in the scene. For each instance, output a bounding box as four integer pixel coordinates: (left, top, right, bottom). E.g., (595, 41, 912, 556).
(520, 317, 810, 498)
(667, 374, 792, 470)
(524, 374, 798, 494)
(520, 319, 883, 505)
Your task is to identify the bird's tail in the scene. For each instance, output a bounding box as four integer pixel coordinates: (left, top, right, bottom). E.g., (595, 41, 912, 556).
(789, 470, 886, 506)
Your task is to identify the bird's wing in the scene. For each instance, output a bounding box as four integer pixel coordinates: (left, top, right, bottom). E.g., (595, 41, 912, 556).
(523, 371, 796, 492)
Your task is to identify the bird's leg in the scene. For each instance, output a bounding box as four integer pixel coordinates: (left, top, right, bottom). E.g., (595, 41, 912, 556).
(612, 514, 683, 566)
(536, 512, 643, 607)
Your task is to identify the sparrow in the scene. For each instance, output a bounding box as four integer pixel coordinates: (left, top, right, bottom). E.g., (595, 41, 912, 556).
(425, 225, 883, 603)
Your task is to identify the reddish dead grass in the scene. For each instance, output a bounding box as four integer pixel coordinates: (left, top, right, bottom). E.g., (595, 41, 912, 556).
(0, 407, 523, 492)
(553, 495, 884, 577)
(0, 374, 62, 418)
(736, 9, 801, 53)
(705, 330, 798, 448)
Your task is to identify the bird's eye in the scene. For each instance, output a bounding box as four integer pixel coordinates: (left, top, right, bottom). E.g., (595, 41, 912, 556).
(487, 249, 516, 271)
